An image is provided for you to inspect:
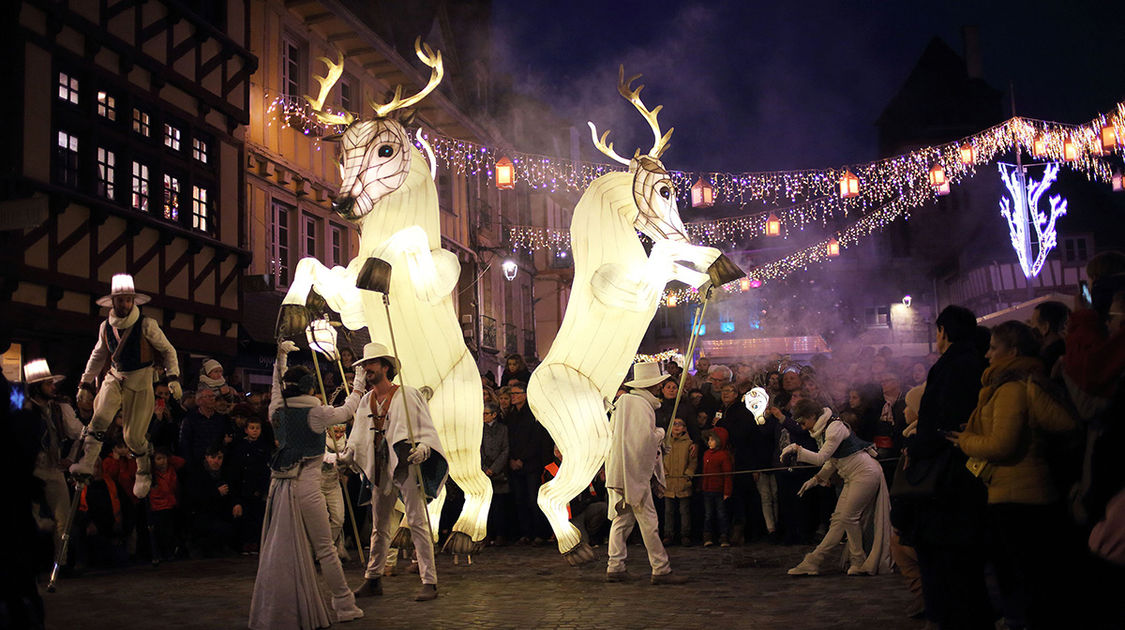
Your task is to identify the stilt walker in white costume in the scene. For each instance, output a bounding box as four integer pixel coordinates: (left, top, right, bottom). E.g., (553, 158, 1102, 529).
(249, 340, 366, 629)
(70, 274, 181, 500)
(25, 360, 83, 558)
(346, 342, 448, 603)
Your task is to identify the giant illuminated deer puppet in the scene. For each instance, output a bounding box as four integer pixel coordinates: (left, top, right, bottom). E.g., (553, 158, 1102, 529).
(527, 67, 722, 565)
(276, 40, 489, 553)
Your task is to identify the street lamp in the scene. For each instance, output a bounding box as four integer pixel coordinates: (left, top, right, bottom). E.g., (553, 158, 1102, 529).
(902, 295, 912, 307)
(501, 259, 518, 281)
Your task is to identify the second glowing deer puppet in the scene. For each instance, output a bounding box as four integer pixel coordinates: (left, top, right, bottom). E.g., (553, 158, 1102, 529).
(528, 67, 721, 565)
(277, 40, 489, 553)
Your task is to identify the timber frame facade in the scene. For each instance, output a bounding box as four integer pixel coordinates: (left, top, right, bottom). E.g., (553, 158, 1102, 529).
(1, 0, 256, 382)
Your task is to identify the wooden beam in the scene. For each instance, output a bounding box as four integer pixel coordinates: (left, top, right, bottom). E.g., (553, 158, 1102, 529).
(327, 32, 355, 43)
(344, 46, 375, 57)
(305, 12, 335, 26)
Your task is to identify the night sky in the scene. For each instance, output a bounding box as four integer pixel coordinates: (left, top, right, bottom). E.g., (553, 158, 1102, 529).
(490, 0, 1123, 175)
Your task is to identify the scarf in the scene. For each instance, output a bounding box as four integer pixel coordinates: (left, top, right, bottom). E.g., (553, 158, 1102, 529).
(108, 305, 140, 330)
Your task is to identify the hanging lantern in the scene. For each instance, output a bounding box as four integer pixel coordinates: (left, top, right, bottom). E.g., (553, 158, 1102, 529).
(1101, 124, 1118, 153)
(1063, 138, 1078, 161)
(495, 156, 515, 190)
(1112, 170, 1123, 192)
(929, 163, 950, 196)
(739, 277, 751, 291)
(665, 294, 678, 308)
(839, 170, 860, 198)
(501, 259, 518, 281)
(826, 237, 840, 257)
(765, 212, 781, 237)
(305, 318, 339, 360)
(690, 177, 714, 208)
(959, 143, 976, 165)
(1032, 135, 1047, 157)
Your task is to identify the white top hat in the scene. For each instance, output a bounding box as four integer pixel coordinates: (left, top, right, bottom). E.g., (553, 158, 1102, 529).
(624, 361, 671, 389)
(352, 341, 401, 371)
(24, 359, 65, 384)
(96, 273, 151, 307)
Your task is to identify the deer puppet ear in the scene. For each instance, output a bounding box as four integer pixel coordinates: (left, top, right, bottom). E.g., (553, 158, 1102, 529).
(394, 109, 418, 128)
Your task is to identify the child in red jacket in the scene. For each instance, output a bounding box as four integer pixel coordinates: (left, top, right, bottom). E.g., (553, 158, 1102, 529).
(149, 449, 186, 560)
(701, 427, 733, 547)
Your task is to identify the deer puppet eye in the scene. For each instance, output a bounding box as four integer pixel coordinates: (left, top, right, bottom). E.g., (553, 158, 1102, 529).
(658, 185, 671, 199)
(377, 144, 395, 158)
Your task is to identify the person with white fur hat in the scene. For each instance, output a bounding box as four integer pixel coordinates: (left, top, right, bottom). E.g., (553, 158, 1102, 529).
(25, 359, 84, 558)
(70, 274, 181, 500)
(605, 361, 688, 585)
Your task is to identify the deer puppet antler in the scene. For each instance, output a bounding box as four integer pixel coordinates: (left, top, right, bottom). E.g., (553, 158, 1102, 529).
(371, 37, 444, 118)
(305, 53, 355, 127)
(588, 65, 674, 165)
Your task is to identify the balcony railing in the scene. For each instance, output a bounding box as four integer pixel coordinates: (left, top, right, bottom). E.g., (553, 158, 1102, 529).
(481, 315, 498, 351)
(503, 323, 518, 356)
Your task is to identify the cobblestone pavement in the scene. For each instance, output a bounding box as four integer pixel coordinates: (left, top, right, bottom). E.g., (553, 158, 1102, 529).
(43, 541, 924, 630)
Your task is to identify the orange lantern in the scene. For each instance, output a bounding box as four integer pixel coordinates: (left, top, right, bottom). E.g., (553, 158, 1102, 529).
(495, 156, 515, 189)
(959, 143, 976, 164)
(929, 163, 950, 196)
(839, 170, 860, 198)
(1032, 135, 1047, 157)
(665, 294, 678, 308)
(827, 237, 840, 257)
(690, 177, 714, 208)
(1101, 124, 1118, 153)
(1063, 138, 1078, 161)
(739, 277, 751, 292)
(765, 212, 781, 237)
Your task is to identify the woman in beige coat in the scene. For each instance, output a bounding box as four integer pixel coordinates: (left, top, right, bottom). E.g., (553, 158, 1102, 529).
(952, 320, 1077, 629)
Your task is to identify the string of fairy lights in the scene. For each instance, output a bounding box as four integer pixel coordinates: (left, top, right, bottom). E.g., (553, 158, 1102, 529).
(264, 92, 1125, 299)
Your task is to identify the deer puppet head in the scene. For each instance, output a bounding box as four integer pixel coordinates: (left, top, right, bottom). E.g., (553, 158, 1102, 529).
(305, 39, 442, 222)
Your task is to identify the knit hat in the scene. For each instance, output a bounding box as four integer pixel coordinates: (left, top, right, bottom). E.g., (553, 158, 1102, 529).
(201, 359, 223, 376)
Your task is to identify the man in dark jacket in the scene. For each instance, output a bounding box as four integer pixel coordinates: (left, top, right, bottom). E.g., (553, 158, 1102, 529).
(902, 305, 991, 629)
(480, 402, 510, 543)
(185, 445, 236, 555)
(178, 387, 231, 473)
(505, 381, 553, 542)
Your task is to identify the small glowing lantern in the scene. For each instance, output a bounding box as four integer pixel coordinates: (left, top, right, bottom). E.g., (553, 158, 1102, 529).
(305, 318, 339, 360)
(929, 164, 950, 196)
(1063, 138, 1078, 161)
(765, 212, 781, 237)
(1112, 170, 1123, 192)
(749, 278, 762, 289)
(839, 170, 860, 198)
(739, 277, 751, 292)
(495, 156, 515, 190)
(826, 237, 840, 257)
(665, 293, 678, 307)
(959, 143, 976, 165)
(1101, 124, 1118, 153)
(1032, 135, 1047, 157)
(501, 259, 518, 281)
(690, 177, 714, 208)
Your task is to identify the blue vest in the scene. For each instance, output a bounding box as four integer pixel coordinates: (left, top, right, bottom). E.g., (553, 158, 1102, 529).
(271, 405, 325, 472)
(828, 420, 872, 459)
(103, 319, 153, 372)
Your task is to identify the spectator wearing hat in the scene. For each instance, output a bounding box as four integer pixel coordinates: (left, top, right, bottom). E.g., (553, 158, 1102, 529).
(71, 273, 182, 501)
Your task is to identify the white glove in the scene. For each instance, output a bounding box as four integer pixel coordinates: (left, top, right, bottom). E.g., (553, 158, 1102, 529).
(407, 442, 431, 464)
(278, 340, 299, 355)
(338, 446, 355, 466)
(168, 380, 183, 401)
(797, 476, 820, 497)
(352, 366, 366, 392)
(76, 387, 94, 410)
(323, 452, 338, 466)
(781, 443, 801, 461)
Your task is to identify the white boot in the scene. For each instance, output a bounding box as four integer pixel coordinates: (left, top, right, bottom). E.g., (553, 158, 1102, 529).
(69, 431, 104, 478)
(332, 593, 364, 623)
(134, 450, 152, 499)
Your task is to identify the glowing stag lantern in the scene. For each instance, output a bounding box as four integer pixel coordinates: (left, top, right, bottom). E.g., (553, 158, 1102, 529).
(527, 66, 721, 565)
(275, 39, 491, 552)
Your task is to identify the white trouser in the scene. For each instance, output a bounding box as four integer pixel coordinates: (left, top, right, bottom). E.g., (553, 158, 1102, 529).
(804, 455, 882, 569)
(320, 467, 345, 548)
(90, 368, 154, 455)
(756, 472, 779, 532)
(365, 466, 436, 585)
(607, 489, 670, 576)
(35, 466, 71, 554)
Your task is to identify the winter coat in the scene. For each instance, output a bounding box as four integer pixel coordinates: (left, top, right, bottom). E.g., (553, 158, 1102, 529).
(227, 437, 272, 505)
(506, 404, 552, 473)
(150, 456, 186, 511)
(911, 341, 986, 459)
(715, 401, 755, 471)
(481, 420, 510, 494)
(101, 455, 138, 503)
(959, 355, 1079, 505)
(663, 432, 696, 498)
(701, 427, 733, 496)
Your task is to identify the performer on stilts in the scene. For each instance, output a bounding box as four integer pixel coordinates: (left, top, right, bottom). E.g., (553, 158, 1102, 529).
(249, 339, 366, 629)
(345, 342, 448, 602)
(25, 359, 83, 559)
(70, 274, 181, 500)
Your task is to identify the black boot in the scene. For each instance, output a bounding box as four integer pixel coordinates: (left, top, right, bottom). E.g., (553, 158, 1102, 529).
(353, 578, 382, 598)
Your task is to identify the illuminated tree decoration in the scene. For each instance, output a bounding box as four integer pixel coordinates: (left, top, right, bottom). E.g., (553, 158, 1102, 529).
(765, 212, 781, 237)
(960, 143, 976, 164)
(1063, 138, 1078, 161)
(691, 177, 714, 208)
(495, 156, 515, 189)
(839, 169, 860, 198)
(826, 237, 841, 257)
(999, 162, 1068, 278)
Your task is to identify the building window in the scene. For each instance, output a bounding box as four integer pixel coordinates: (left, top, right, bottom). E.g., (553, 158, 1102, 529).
(192, 137, 208, 164)
(303, 214, 317, 259)
(339, 77, 353, 113)
(164, 123, 181, 151)
(330, 225, 344, 266)
(191, 185, 209, 233)
(132, 108, 151, 137)
(96, 147, 116, 199)
(281, 36, 302, 100)
(57, 72, 79, 105)
(1063, 236, 1090, 263)
(97, 91, 116, 120)
(163, 174, 180, 221)
(272, 201, 293, 287)
(131, 162, 149, 212)
(865, 306, 890, 328)
(55, 130, 79, 187)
